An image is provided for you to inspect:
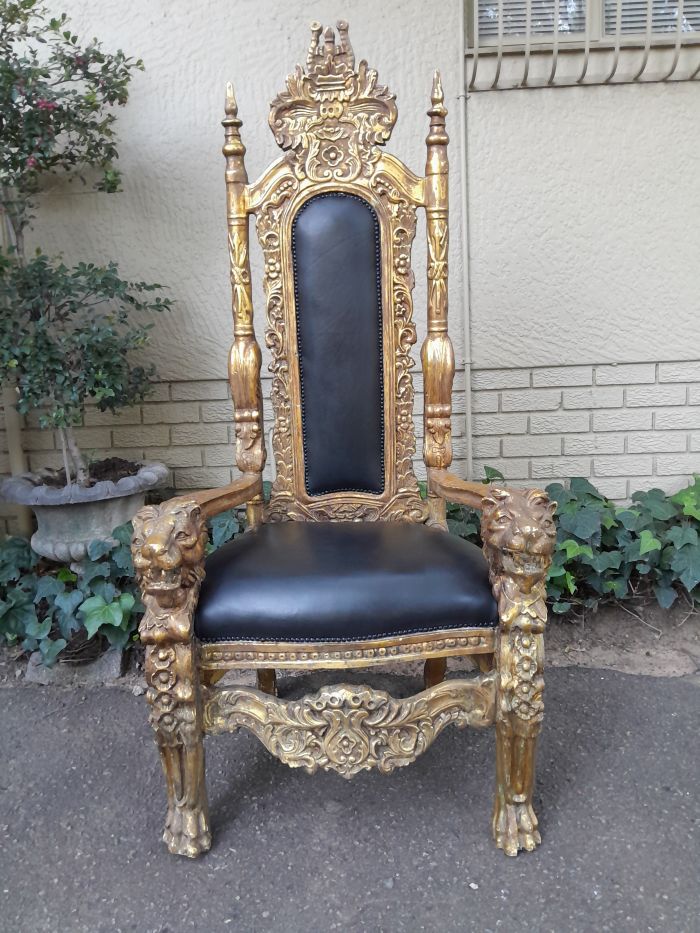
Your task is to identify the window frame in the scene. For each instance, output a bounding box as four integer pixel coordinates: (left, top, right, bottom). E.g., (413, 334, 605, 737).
(466, 0, 700, 52)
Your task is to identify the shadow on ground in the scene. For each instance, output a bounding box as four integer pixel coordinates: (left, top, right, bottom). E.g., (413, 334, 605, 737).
(1, 668, 698, 933)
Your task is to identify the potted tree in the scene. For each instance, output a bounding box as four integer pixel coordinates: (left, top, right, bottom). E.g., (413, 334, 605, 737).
(0, 1, 171, 560)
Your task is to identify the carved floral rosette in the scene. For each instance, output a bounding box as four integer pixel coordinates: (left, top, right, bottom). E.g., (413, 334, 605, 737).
(146, 643, 201, 747)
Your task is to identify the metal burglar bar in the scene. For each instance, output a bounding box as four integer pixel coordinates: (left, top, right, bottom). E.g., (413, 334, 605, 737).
(467, 0, 700, 88)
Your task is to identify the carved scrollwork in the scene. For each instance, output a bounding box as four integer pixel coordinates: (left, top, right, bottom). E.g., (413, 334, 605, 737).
(228, 230, 253, 328)
(269, 21, 397, 183)
(203, 678, 496, 778)
(426, 215, 448, 324)
(481, 487, 556, 724)
(256, 176, 299, 517)
(251, 22, 430, 524)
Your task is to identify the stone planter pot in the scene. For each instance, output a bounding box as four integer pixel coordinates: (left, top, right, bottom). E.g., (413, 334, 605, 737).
(1, 462, 169, 562)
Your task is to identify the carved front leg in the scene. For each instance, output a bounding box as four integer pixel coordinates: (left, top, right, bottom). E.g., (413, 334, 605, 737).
(132, 499, 211, 858)
(481, 487, 556, 857)
(493, 628, 544, 855)
(146, 638, 210, 858)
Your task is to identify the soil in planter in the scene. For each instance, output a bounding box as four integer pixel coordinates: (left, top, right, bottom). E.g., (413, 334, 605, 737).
(41, 456, 140, 488)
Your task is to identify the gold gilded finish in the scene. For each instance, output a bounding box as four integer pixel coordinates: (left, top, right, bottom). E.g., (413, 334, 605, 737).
(249, 20, 427, 523)
(132, 500, 211, 858)
(199, 628, 496, 671)
(481, 487, 556, 856)
(131, 22, 559, 860)
(224, 83, 266, 475)
(202, 676, 496, 778)
(421, 72, 455, 470)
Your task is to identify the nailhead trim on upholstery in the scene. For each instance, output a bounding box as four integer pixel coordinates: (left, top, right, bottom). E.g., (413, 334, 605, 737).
(198, 619, 498, 644)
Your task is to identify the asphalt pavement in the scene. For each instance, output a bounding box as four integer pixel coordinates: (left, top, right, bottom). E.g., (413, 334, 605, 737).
(1, 667, 698, 933)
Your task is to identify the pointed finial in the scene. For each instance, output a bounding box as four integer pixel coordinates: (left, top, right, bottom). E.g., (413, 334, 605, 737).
(307, 21, 322, 67)
(426, 69, 448, 148)
(222, 80, 245, 162)
(225, 81, 238, 117)
(323, 25, 336, 56)
(337, 20, 354, 66)
(431, 70, 444, 106)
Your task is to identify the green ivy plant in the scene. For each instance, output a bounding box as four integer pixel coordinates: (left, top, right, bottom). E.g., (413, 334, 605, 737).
(545, 475, 700, 614)
(0, 523, 138, 665)
(429, 470, 700, 616)
(0, 505, 247, 667)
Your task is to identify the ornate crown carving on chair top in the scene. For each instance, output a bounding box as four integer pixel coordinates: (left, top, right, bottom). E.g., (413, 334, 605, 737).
(269, 20, 398, 182)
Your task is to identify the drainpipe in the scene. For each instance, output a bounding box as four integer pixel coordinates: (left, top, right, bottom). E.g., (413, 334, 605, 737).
(1, 212, 32, 537)
(2, 387, 32, 538)
(458, 0, 474, 479)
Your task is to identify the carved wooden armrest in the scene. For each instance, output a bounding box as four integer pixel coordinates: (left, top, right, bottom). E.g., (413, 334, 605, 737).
(428, 469, 491, 510)
(429, 468, 557, 630)
(131, 472, 261, 644)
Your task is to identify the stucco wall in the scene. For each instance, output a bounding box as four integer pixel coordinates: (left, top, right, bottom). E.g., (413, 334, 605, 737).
(466, 81, 700, 368)
(465, 79, 700, 493)
(26, 0, 467, 391)
(0, 0, 469, 535)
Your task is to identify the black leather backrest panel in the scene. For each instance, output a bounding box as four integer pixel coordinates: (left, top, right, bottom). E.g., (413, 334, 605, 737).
(292, 192, 384, 496)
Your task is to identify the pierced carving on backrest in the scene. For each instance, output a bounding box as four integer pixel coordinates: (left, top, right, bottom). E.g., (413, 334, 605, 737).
(256, 174, 299, 512)
(250, 22, 429, 524)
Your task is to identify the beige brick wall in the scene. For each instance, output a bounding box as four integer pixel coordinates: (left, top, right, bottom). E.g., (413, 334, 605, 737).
(0, 370, 469, 535)
(471, 361, 700, 499)
(3, 359, 699, 536)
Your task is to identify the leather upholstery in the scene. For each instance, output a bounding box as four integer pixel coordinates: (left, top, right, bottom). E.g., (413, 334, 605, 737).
(195, 521, 498, 643)
(292, 193, 384, 496)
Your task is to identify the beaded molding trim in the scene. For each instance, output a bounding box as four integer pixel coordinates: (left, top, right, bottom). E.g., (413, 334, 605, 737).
(199, 628, 496, 669)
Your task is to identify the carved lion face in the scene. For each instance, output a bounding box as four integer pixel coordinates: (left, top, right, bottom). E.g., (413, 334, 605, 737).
(481, 488, 556, 584)
(132, 499, 208, 602)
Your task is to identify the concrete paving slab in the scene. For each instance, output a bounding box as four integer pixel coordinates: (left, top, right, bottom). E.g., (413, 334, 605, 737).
(1, 668, 698, 933)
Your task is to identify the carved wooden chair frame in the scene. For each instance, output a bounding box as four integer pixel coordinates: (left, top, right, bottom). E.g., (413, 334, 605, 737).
(131, 22, 556, 860)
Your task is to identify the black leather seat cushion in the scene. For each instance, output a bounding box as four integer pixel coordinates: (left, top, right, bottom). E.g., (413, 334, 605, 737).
(195, 521, 498, 643)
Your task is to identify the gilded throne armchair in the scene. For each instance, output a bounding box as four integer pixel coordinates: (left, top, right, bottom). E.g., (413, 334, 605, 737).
(131, 22, 556, 860)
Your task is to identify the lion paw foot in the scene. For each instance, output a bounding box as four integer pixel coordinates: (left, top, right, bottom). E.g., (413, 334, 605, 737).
(163, 805, 211, 858)
(493, 798, 541, 857)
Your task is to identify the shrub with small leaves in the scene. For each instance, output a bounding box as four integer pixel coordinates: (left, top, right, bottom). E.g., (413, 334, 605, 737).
(1, 0, 144, 235)
(0, 0, 170, 485)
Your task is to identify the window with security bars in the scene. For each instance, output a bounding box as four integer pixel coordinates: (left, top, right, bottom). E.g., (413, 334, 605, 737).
(472, 0, 700, 43)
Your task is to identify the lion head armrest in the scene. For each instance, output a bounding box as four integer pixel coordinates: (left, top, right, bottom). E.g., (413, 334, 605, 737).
(480, 487, 557, 633)
(428, 469, 557, 629)
(130, 474, 260, 645)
